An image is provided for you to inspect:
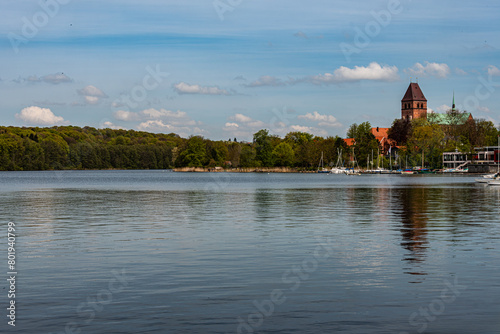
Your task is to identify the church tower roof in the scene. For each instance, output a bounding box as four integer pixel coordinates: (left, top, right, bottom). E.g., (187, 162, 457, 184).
(401, 83, 427, 102)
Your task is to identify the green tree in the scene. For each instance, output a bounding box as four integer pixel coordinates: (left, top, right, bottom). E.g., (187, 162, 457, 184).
(207, 141, 228, 166)
(388, 118, 412, 145)
(347, 122, 379, 168)
(272, 142, 295, 167)
(177, 136, 207, 167)
(407, 119, 445, 168)
(284, 131, 313, 167)
(227, 142, 242, 167)
(253, 129, 273, 166)
(346, 123, 358, 139)
(240, 145, 258, 167)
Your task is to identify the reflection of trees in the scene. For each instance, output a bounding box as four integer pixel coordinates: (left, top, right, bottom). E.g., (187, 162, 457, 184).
(396, 187, 429, 266)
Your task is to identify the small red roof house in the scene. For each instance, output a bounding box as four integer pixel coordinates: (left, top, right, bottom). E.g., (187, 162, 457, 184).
(343, 128, 396, 155)
(343, 138, 355, 146)
(371, 127, 397, 154)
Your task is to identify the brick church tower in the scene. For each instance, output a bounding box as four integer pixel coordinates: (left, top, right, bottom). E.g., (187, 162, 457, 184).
(401, 83, 427, 120)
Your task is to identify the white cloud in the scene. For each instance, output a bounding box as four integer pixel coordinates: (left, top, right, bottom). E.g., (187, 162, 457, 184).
(141, 108, 187, 119)
(137, 120, 205, 137)
(230, 113, 253, 123)
(137, 120, 175, 132)
(310, 62, 399, 84)
(289, 125, 328, 137)
(436, 104, 451, 112)
(229, 113, 266, 128)
(487, 65, 500, 76)
(114, 108, 194, 125)
(223, 114, 268, 140)
(78, 85, 107, 97)
(113, 107, 202, 137)
(114, 110, 141, 121)
(42, 73, 73, 84)
(455, 68, 467, 75)
(298, 111, 342, 127)
(77, 85, 108, 105)
(173, 82, 230, 95)
(84, 96, 100, 104)
(101, 121, 125, 130)
(405, 62, 450, 78)
(290, 125, 313, 133)
(223, 112, 333, 140)
(16, 106, 68, 125)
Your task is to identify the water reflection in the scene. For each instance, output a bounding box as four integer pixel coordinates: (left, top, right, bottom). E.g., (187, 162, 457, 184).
(393, 187, 429, 280)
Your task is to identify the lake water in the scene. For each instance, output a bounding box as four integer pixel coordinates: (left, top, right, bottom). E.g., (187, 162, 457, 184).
(1, 171, 499, 334)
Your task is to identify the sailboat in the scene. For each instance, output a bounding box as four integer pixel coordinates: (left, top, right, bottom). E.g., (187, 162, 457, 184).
(330, 149, 346, 174)
(345, 147, 361, 175)
(487, 136, 500, 186)
(317, 152, 329, 173)
(475, 173, 497, 183)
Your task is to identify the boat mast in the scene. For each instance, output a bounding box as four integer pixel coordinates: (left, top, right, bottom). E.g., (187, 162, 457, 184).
(422, 150, 424, 169)
(390, 146, 392, 171)
(318, 151, 324, 171)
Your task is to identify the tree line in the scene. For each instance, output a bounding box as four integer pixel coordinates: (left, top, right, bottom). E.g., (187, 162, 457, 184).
(0, 111, 498, 171)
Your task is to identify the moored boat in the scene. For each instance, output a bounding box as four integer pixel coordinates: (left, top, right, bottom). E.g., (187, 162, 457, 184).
(486, 136, 500, 186)
(475, 173, 498, 183)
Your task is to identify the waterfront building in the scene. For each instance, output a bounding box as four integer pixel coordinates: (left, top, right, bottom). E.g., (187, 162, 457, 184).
(442, 150, 469, 170)
(468, 145, 500, 173)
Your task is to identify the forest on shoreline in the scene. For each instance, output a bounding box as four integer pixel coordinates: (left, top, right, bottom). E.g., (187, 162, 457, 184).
(0, 112, 499, 171)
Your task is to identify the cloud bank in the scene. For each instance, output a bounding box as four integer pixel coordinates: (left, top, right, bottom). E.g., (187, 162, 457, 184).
(16, 106, 68, 125)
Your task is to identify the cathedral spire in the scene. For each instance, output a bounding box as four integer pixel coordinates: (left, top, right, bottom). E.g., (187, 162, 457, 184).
(452, 91, 456, 111)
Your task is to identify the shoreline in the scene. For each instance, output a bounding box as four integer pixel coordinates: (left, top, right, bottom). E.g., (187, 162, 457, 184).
(172, 167, 479, 174)
(172, 167, 313, 173)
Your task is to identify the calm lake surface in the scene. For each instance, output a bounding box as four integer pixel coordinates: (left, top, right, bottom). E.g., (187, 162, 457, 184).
(1, 171, 499, 334)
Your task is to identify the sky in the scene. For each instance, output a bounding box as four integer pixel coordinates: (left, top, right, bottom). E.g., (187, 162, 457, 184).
(1, 0, 499, 141)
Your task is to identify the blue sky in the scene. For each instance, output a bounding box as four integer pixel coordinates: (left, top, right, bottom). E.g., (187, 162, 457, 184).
(1, 0, 499, 140)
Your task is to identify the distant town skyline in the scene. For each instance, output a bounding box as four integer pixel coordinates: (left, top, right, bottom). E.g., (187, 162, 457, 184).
(1, 0, 499, 141)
